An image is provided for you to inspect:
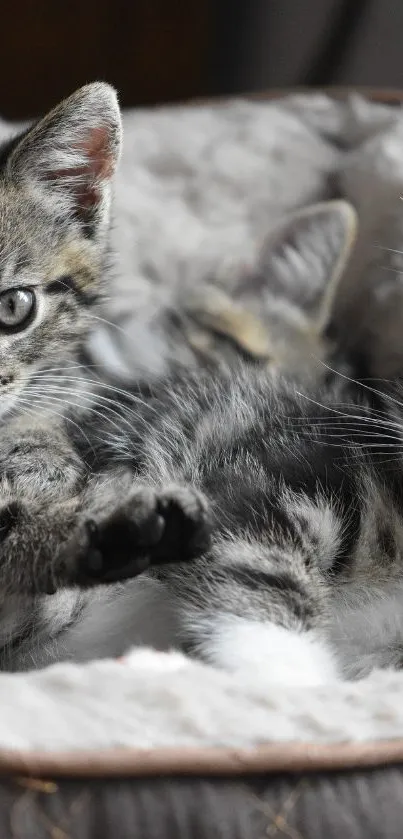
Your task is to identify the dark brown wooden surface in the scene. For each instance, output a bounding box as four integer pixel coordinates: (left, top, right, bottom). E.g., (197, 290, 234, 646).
(0, 1, 212, 119)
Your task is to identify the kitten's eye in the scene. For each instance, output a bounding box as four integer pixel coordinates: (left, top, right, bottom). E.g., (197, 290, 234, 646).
(0, 288, 35, 332)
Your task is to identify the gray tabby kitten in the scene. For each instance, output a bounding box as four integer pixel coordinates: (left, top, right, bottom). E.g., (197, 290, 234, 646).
(0, 82, 397, 684)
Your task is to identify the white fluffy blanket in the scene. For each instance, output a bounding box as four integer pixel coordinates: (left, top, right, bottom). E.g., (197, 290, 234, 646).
(2, 649, 403, 752)
(3, 92, 403, 753)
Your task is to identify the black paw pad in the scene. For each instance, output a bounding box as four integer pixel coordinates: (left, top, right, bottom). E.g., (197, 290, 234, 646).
(153, 490, 212, 563)
(0, 502, 21, 543)
(74, 486, 212, 587)
(77, 510, 162, 584)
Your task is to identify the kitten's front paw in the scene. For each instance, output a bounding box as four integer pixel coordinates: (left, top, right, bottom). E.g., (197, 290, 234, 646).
(67, 484, 211, 586)
(154, 485, 212, 564)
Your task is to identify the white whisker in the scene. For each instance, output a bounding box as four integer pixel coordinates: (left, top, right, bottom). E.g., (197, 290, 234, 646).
(374, 244, 403, 255)
(26, 388, 134, 439)
(380, 265, 403, 276)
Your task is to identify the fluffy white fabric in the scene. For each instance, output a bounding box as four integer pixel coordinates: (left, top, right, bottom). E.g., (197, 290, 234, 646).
(0, 649, 402, 752)
(0, 92, 403, 751)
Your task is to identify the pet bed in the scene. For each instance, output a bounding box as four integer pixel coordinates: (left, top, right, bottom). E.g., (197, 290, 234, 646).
(1, 87, 403, 838)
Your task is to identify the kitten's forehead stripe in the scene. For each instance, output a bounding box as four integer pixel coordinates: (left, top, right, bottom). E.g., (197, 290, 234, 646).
(13, 249, 29, 275)
(0, 180, 99, 295)
(0, 178, 101, 387)
(43, 242, 99, 292)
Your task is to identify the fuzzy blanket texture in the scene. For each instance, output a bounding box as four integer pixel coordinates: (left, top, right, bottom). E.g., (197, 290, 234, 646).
(2, 92, 403, 752)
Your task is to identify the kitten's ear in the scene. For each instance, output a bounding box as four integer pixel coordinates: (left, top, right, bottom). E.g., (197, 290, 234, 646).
(6, 82, 121, 237)
(259, 201, 357, 331)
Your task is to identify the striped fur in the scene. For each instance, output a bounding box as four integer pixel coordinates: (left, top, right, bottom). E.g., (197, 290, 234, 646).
(0, 84, 399, 684)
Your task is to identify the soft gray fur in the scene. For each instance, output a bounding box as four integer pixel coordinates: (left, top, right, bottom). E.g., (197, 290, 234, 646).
(0, 84, 400, 686)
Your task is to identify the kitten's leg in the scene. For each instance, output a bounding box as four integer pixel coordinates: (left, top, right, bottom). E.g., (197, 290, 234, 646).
(73, 479, 338, 683)
(155, 532, 339, 686)
(0, 481, 211, 595)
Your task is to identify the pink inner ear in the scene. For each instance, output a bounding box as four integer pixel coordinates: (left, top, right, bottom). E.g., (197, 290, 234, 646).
(47, 125, 114, 212)
(81, 126, 115, 181)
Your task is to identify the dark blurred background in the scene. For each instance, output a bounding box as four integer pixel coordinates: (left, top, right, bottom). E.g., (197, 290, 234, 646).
(2, 0, 403, 119)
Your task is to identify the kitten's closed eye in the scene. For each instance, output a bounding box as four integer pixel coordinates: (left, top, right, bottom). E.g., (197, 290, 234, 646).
(0, 288, 36, 332)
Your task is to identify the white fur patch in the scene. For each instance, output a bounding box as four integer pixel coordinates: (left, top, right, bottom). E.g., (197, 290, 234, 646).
(203, 616, 338, 686)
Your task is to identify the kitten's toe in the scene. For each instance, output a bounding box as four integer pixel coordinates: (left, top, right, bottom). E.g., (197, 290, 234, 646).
(153, 485, 212, 563)
(71, 485, 211, 586)
(75, 488, 163, 584)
